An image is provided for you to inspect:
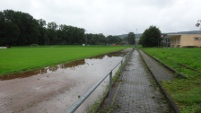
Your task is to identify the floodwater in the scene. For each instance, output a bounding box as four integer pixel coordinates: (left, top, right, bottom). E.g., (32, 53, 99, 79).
(0, 49, 130, 113)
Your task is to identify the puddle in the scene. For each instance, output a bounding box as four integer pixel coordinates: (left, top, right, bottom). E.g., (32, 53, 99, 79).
(0, 49, 130, 113)
(0, 51, 127, 81)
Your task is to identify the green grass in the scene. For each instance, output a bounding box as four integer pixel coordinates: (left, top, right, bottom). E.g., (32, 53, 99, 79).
(0, 45, 131, 76)
(142, 48, 201, 113)
(162, 77, 201, 113)
(142, 48, 201, 77)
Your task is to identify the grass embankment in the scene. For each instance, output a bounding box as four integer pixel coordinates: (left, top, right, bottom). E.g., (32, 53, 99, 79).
(142, 48, 201, 113)
(0, 45, 131, 76)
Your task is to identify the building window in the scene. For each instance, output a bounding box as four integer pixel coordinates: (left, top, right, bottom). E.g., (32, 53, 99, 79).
(178, 38, 181, 44)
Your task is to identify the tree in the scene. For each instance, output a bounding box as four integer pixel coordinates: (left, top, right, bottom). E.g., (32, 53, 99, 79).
(126, 32, 135, 45)
(0, 11, 20, 46)
(85, 33, 107, 45)
(0, 10, 40, 45)
(139, 26, 161, 47)
(0, 9, 108, 46)
(195, 20, 201, 28)
(47, 22, 58, 44)
(107, 35, 122, 45)
(14, 11, 39, 45)
(37, 19, 47, 45)
(57, 24, 85, 45)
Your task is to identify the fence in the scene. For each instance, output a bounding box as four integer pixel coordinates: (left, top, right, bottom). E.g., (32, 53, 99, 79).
(65, 48, 134, 113)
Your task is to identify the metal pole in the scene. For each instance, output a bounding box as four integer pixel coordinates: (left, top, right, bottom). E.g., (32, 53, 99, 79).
(136, 28, 137, 47)
(66, 73, 109, 113)
(109, 71, 112, 106)
(86, 34, 87, 45)
(120, 60, 123, 80)
(120, 60, 123, 76)
(166, 38, 168, 48)
(107, 37, 108, 45)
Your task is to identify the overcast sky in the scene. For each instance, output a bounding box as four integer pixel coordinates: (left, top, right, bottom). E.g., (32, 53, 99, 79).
(0, 0, 201, 35)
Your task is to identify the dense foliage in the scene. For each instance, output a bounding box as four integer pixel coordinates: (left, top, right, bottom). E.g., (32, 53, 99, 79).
(139, 26, 161, 47)
(0, 9, 123, 46)
(85, 34, 122, 45)
(126, 32, 136, 45)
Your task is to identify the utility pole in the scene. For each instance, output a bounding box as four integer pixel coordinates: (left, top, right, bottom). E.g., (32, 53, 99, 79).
(107, 36, 108, 45)
(135, 28, 138, 47)
(86, 34, 87, 46)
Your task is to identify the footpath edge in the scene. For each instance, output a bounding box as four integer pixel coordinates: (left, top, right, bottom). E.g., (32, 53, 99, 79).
(138, 49, 181, 113)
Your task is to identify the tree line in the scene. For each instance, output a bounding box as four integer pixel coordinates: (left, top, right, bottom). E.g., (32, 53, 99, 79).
(86, 33, 123, 45)
(0, 9, 85, 46)
(0, 9, 129, 46)
(86, 32, 136, 45)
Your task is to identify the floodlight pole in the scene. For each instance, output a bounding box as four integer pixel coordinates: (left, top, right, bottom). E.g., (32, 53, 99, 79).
(86, 34, 87, 46)
(107, 37, 108, 45)
(135, 28, 137, 47)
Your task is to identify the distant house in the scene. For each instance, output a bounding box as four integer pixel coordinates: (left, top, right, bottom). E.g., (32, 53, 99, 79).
(169, 34, 201, 48)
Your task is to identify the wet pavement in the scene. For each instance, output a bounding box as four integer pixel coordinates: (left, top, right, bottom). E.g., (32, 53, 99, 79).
(99, 50, 172, 113)
(138, 50, 175, 82)
(0, 50, 129, 113)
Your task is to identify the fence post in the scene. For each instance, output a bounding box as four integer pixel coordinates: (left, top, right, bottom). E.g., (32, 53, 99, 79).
(120, 60, 123, 76)
(109, 71, 112, 106)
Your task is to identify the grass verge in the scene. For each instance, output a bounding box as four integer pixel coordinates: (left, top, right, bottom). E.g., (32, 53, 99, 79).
(142, 48, 201, 113)
(0, 45, 131, 76)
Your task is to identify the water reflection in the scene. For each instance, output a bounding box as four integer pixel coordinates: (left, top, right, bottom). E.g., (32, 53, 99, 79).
(0, 49, 131, 113)
(60, 59, 85, 69)
(0, 51, 127, 81)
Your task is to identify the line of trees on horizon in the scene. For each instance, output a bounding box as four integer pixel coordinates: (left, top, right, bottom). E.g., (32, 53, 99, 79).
(0, 9, 127, 46)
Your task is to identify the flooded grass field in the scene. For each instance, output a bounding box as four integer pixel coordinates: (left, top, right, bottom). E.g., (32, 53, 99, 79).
(0, 49, 130, 113)
(0, 46, 131, 76)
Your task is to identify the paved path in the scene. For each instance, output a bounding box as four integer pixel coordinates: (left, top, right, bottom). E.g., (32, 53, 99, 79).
(139, 50, 175, 82)
(99, 50, 172, 113)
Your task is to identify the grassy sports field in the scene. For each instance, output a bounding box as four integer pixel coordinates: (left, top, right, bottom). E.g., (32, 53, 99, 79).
(142, 48, 201, 113)
(0, 45, 132, 76)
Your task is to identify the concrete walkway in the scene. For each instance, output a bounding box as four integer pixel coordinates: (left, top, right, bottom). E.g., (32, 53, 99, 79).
(99, 50, 172, 113)
(139, 50, 175, 82)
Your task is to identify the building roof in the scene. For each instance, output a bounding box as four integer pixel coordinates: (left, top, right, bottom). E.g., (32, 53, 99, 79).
(163, 33, 201, 39)
(166, 30, 201, 34)
(162, 34, 181, 39)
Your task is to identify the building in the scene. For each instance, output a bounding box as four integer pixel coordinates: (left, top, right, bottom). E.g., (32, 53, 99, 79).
(161, 34, 170, 47)
(169, 34, 201, 48)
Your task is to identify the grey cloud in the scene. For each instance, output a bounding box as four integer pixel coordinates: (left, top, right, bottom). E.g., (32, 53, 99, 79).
(0, 0, 201, 35)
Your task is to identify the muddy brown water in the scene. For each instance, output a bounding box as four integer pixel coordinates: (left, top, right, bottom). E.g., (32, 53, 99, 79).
(0, 49, 130, 113)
